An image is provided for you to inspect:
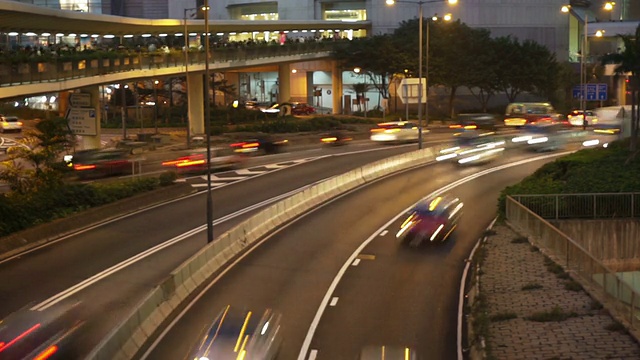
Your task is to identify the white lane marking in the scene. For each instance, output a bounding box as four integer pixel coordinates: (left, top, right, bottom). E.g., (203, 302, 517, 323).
(308, 349, 318, 360)
(263, 163, 288, 169)
(191, 182, 228, 188)
(296, 150, 573, 360)
(457, 217, 497, 360)
(30, 182, 322, 311)
(236, 169, 267, 175)
(379, 230, 388, 237)
(351, 259, 361, 267)
(207, 175, 247, 181)
(329, 297, 339, 307)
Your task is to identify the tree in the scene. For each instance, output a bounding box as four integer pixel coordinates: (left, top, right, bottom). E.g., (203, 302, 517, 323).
(349, 82, 374, 112)
(601, 24, 640, 153)
(466, 28, 500, 112)
(0, 117, 75, 194)
(333, 35, 407, 107)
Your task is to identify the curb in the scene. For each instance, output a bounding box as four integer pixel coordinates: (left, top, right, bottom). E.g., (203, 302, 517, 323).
(0, 182, 196, 262)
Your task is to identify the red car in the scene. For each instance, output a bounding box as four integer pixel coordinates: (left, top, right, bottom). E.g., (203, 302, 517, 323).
(291, 102, 316, 115)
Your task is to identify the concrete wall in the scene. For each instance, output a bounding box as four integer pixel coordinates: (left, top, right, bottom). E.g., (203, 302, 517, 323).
(553, 219, 640, 272)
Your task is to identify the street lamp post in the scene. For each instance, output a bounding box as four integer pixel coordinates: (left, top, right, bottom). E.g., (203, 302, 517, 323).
(203, 0, 214, 244)
(183, 7, 198, 148)
(562, 3, 614, 127)
(386, 0, 457, 149)
(153, 80, 159, 134)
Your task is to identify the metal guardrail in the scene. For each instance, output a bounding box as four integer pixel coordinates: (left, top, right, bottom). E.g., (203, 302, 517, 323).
(514, 193, 640, 220)
(506, 195, 640, 336)
(0, 42, 335, 86)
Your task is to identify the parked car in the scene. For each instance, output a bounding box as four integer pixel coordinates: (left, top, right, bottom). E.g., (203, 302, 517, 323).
(567, 110, 598, 126)
(186, 305, 282, 360)
(0, 115, 23, 133)
(450, 113, 497, 131)
(230, 136, 289, 155)
(370, 121, 421, 143)
(291, 102, 316, 115)
(162, 147, 247, 174)
(396, 194, 463, 246)
(68, 149, 132, 179)
(503, 102, 563, 127)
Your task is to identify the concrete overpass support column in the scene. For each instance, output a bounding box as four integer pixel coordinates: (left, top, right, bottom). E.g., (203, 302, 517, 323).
(306, 71, 315, 105)
(187, 72, 205, 136)
(80, 86, 101, 150)
(331, 61, 343, 115)
(223, 72, 239, 106)
(278, 64, 291, 103)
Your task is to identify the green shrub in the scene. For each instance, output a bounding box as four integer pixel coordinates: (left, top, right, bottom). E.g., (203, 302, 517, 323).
(159, 171, 178, 186)
(526, 306, 578, 322)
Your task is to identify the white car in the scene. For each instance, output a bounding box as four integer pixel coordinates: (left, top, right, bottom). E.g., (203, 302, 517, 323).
(567, 110, 598, 126)
(0, 116, 23, 133)
(370, 121, 422, 143)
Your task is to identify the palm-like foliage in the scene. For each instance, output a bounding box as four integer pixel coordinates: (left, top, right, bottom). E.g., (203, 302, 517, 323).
(601, 24, 640, 152)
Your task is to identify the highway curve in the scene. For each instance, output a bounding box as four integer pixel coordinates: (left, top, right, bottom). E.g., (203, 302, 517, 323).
(144, 147, 571, 360)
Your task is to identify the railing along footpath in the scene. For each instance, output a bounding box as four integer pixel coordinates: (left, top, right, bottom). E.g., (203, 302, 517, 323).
(88, 143, 450, 360)
(0, 41, 335, 86)
(505, 194, 640, 339)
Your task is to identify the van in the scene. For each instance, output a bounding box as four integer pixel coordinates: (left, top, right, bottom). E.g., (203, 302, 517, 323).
(503, 102, 562, 127)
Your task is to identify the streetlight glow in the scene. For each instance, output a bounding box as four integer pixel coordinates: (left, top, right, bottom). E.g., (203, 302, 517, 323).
(595, 30, 605, 37)
(604, 2, 615, 11)
(386, 0, 395, 5)
(443, 13, 452, 21)
(447, 0, 457, 4)
(561, 5, 570, 13)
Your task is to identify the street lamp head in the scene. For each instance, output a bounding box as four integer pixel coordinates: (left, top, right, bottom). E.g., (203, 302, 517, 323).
(604, 2, 615, 11)
(154, 80, 159, 85)
(432, 15, 438, 21)
(561, 5, 570, 13)
(354, 67, 362, 73)
(443, 13, 453, 21)
(447, 0, 458, 4)
(595, 30, 605, 37)
(386, 0, 395, 5)
(201, 5, 210, 11)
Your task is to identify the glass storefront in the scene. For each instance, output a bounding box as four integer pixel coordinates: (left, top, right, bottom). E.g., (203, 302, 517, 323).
(228, 2, 278, 21)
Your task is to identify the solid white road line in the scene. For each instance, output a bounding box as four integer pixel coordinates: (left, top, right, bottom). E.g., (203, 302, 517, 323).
(236, 169, 267, 175)
(457, 217, 497, 360)
(379, 230, 388, 237)
(329, 297, 339, 307)
(30, 182, 321, 311)
(296, 150, 573, 360)
(351, 259, 361, 267)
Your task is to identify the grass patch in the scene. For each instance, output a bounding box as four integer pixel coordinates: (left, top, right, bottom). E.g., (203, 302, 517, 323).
(490, 312, 517, 322)
(526, 306, 578, 322)
(605, 321, 627, 333)
(521, 283, 543, 291)
(564, 280, 583, 291)
(511, 236, 528, 244)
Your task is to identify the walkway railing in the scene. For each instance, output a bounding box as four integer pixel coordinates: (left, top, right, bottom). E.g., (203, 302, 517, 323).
(505, 195, 640, 336)
(513, 193, 640, 220)
(0, 41, 336, 86)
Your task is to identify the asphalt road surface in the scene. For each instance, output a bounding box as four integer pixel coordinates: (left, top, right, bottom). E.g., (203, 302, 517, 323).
(144, 148, 570, 360)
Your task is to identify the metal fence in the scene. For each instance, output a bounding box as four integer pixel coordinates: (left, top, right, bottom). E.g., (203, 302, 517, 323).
(0, 42, 335, 86)
(506, 195, 640, 335)
(514, 193, 640, 220)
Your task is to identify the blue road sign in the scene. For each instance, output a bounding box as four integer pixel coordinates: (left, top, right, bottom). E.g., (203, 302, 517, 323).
(573, 83, 608, 101)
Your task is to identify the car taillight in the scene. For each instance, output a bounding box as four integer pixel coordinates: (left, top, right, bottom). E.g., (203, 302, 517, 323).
(463, 125, 477, 130)
(371, 128, 384, 133)
(16, 121, 23, 126)
(33, 345, 58, 360)
(74, 164, 96, 171)
(321, 137, 337, 143)
(449, 124, 462, 129)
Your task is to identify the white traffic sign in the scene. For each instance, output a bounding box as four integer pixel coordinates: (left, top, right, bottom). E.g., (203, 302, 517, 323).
(69, 93, 92, 108)
(66, 108, 97, 135)
(399, 78, 427, 104)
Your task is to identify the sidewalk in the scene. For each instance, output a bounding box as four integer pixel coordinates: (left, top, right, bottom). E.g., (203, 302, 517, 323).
(478, 224, 640, 360)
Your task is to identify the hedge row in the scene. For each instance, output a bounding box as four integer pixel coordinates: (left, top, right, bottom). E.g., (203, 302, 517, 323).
(498, 139, 640, 214)
(0, 173, 177, 237)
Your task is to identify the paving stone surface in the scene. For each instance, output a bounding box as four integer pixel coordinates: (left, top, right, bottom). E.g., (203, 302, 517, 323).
(480, 224, 640, 360)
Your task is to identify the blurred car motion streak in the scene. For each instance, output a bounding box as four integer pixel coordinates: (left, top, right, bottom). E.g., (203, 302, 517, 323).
(436, 130, 505, 165)
(370, 121, 421, 143)
(231, 137, 289, 155)
(162, 147, 246, 174)
(67, 149, 132, 180)
(187, 305, 282, 360)
(359, 345, 418, 360)
(396, 194, 463, 246)
(0, 303, 83, 360)
(320, 131, 352, 146)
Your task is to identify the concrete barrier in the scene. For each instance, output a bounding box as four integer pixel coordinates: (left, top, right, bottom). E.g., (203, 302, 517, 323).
(88, 144, 448, 360)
